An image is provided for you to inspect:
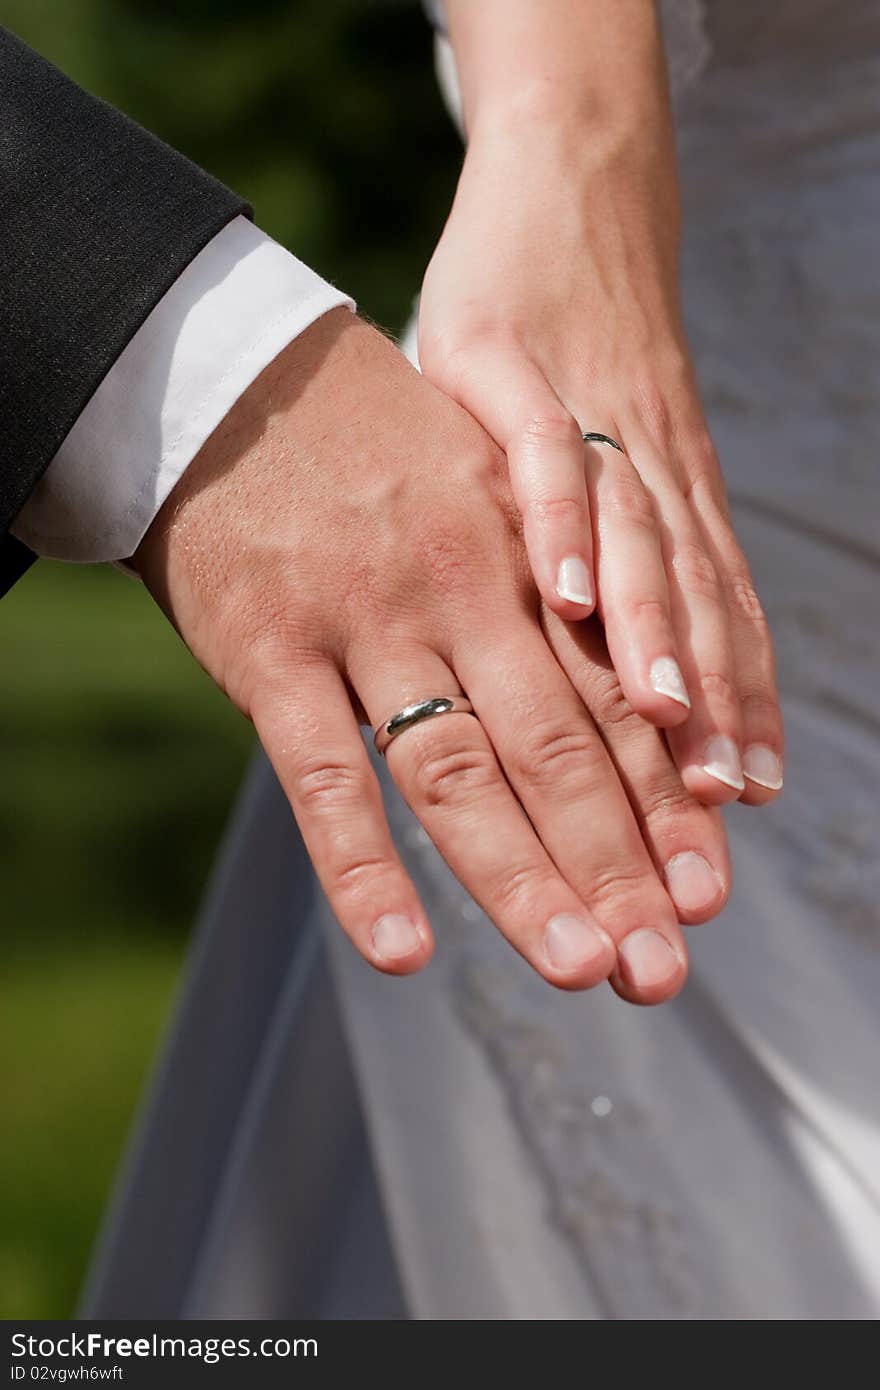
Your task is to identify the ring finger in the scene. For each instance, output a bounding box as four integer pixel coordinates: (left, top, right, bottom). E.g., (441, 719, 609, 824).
(354, 641, 617, 991)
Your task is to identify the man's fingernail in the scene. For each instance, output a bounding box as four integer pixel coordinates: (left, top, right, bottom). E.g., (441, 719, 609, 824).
(617, 928, 682, 990)
(372, 913, 421, 960)
(743, 744, 784, 791)
(701, 734, 744, 791)
(650, 656, 691, 709)
(544, 912, 610, 972)
(664, 851, 723, 915)
(556, 556, 594, 607)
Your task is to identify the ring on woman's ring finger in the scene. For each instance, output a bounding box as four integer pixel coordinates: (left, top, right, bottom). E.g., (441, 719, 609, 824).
(582, 431, 625, 454)
(373, 695, 476, 756)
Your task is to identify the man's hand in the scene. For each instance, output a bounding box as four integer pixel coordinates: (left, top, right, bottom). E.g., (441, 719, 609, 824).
(135, 308, 727, 1005)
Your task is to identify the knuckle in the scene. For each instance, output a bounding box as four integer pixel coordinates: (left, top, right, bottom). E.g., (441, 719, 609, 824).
(633, 377, 677, 439)
(671, 541, 721, 603)
(624, 595, 670, 630)
(636, 776, 699, 828)
(491, 860, 549, 916)
(580, 860, 660, 917)
(604, 472, 658, 534)
(462, 441, 509, 488)
(574, 662, 643, 734)
(410, 740, 497, 810)
(521, 411, 582, 448)
(426, 340, 471, 394)
(293, 757, 369, 812)
(680, 429, 720, 476)
(331, 853, 395, 898)
(593, 676, 640, 732)
(426, 330, 510, 394)
(525, 494, 588, 530)
(417, 525, 477, 595)
(727, 572, 768, 627)
(511, 720, 598, 789)
(740, 689, 782, 735)
(242, 614, 322, 689)
(698, 668, 740, 710)
(682, 446, 728, 512)
(452, 446, 524, 543)
(684, 470, 723, 516)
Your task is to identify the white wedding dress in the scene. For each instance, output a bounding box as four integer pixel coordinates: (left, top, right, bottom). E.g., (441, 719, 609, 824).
(82, 0, 880, 1319)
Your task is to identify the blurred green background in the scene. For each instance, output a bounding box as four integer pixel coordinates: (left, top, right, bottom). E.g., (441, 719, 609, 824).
(1, 0, 459, 1318)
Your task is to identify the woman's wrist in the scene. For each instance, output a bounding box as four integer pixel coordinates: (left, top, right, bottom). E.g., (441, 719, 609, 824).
(456, 106, 682, 285)
(463, 77, 660, 156)
(462, 99, 675, 189)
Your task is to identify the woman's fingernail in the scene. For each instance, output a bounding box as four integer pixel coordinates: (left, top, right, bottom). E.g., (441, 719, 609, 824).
(617, 928, 682, 990)
(650, 656, 691, 709)
(701, 734, 744, 791)
(664, 851, 723, 915)
(743, 744, 784, 791)
(556, 556, 594, 608)
(544, 912, 610, 972)
(372, 913, 421, 960)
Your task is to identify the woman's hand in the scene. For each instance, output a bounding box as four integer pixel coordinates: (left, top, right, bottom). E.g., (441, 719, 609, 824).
(136, 309, 731, 1006)
(418, 0, 784, 807)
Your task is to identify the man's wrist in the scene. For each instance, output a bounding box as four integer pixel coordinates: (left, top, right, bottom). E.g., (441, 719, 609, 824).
(11, 218, 354, 565)
(133, 307, 379, 588)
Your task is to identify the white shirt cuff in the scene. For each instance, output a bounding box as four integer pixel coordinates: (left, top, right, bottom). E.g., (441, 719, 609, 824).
(11, 215, 355, 562)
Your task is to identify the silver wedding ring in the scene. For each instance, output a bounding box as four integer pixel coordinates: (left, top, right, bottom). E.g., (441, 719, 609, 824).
(582, 431, 625, 453)
(373, 695, 475, 755)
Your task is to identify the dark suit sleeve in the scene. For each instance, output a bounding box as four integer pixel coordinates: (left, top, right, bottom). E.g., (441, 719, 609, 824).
(0, 27, 252, 595)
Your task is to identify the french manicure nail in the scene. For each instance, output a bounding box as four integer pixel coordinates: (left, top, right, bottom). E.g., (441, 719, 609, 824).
(650, 656, 691, 709)
(556, 556, 594, 608)
(701, 734, 744, 791)
(743, 744, 784, 790)
(617, 928, 682, 990)
(664, 851, 723, 915)
(372, 913, 421, 960)
(544, 913, 610, 972)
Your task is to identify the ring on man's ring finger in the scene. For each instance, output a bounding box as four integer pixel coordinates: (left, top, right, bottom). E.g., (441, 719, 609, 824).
(373, 696, 476, 756)
(582, 431, 625, 453)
